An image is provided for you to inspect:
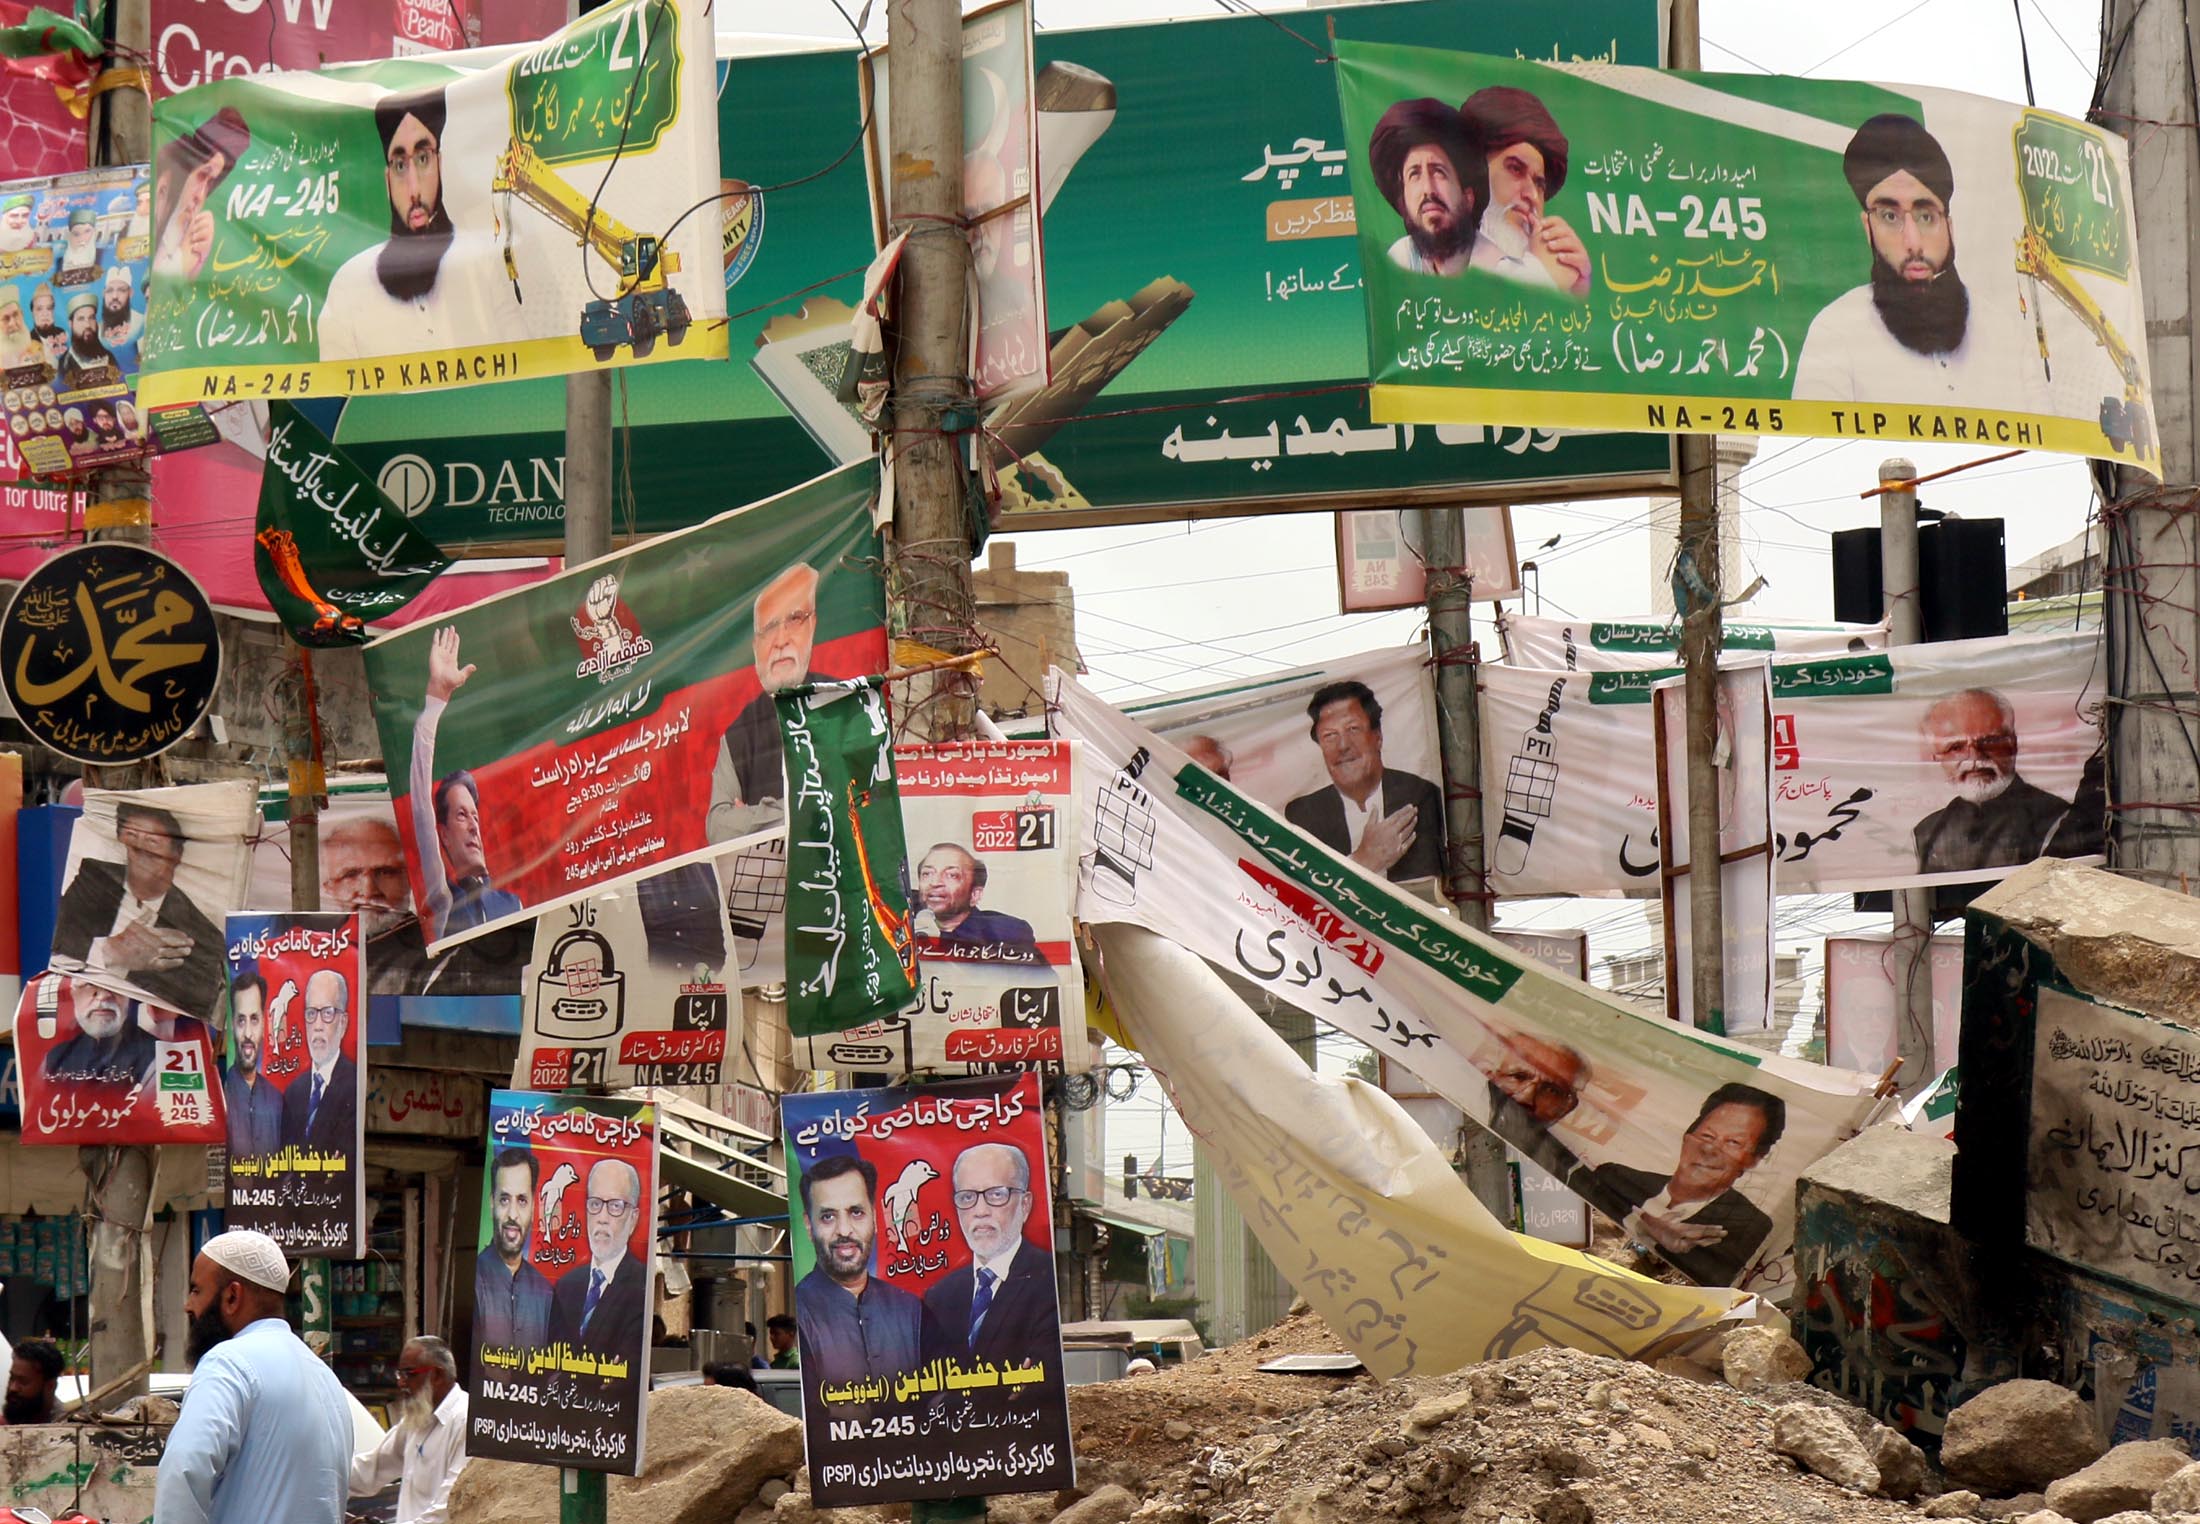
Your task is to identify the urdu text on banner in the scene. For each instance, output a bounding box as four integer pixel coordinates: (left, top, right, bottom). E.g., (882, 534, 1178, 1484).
(137, 0, 727, 415)
(1333, 42, 2158, 470)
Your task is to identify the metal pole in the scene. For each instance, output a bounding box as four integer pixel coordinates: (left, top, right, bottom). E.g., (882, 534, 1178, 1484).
(888, 0, 978, 747)
(1879, 459, 1934, 1086)
(1668, 0, 1723, 1033)
(1417, 508, 1511, 1219)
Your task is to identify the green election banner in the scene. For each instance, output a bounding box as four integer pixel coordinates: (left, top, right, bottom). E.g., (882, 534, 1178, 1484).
(778, 679, 918, 1037)
(256, 401, 449, 645)
(136, 0, 726, 414)
(328, 0, 1675, 550)
(360, 462, 887, 955)
(1333, 42, 2160, 472)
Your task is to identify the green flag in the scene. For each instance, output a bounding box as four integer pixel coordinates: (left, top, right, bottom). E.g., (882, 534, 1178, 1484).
(779, 678, 918, 1037)
(254, 402, 449, 646)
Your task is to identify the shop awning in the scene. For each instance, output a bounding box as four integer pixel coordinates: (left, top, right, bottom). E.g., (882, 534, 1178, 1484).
(1081, 1208, 1166, 1238)
(621, 1087, 787, 1220)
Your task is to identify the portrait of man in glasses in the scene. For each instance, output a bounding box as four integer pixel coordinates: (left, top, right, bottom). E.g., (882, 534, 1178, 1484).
(1912, 687, 2092, 874)
(922, 1143, 1057, 1365)
(277, 969, 359, 1154)
(547, 1158, 648, 1362)
(708, 562, 851, 844)
(52, 801, 225, 1020)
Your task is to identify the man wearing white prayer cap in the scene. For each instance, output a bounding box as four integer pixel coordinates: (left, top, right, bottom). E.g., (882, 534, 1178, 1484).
(154, 1229, 354, 1524)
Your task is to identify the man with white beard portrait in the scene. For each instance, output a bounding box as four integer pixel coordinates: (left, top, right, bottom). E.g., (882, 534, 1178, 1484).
(1912, 688, 2087, 874)
(347, 1335, 471, 1523)
(318, 813, 521, 998)
(43, 977, 156, 1086)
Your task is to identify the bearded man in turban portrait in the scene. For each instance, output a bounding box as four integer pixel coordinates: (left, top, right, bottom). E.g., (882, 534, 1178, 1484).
(1368, 97, 1482, 276)
(1462, 86, 1591, 297)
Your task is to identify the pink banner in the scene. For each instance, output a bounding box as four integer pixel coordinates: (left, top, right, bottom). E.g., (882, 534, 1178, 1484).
(149, 0, 570, 96)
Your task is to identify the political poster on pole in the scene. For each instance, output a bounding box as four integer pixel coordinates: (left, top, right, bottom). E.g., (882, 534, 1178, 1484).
(46, 779, 255, 1022)
(1824, 934, 1962, 1076)
(1497, 612, 1885, 671)
(13, 970, 227, 1144)
(136, 0, 727, 421)
(782, 1073, 1074, 1507)
(472, 1090, 658, 1476)
(519, 860, 735, 1089)
(0, 164, 155, 474)
(1336, 507, 1517, 612)
(1050, 669, 1880, 1295)
(359, 460, 887, 956)
(220, 911, 368, 1258)
(792, 740, 1085, 1073)
(1334, 42, 2158, 469)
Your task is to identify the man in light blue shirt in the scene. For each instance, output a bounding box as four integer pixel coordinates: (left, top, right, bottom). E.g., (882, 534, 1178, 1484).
(155, 1229, 355, 1524)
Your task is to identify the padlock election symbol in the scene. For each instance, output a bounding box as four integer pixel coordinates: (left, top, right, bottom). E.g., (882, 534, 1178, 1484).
(535, 927, 626, 1041)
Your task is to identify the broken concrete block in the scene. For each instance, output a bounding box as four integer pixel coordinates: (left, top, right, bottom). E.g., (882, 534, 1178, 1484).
(1771, 1403, 1879, 1493)
(1722, 1324, 1812, 1391)
(1941, 1381, 2107, 1496)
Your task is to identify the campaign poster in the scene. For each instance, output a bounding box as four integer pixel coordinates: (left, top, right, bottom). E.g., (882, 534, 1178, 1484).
(471, 1090, 658, 1476)
(221, 912, 368, 1258)
(519, 861, 735, 1089)
(146, 0, 574, 97)
(1336, 43, 2158, 469)
(136, 0, 726, 415)
(782, 1074, 1074, 1506)
(13, 970, 226, 1144)
(1336, 506, 1517, 612)
(1052, 668, 1880, 1295)
(46, 780, 255, 1022)
(793, 741, 1084, 1074)
(1497, 612, 1886, 671)
(360, 461, 886, 955)
(1823, 934, 1962, 1076)
(0, 165, 153, 476)
(1116, 644, 1444, 890)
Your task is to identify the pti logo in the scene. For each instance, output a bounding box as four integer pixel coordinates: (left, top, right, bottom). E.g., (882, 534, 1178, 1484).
(571, 572, 653, 682)
(376, 453, 436, 518)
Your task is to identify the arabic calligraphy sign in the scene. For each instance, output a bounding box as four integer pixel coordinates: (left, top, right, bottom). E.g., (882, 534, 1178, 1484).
(14, 969, 228, 1145)
(473, 1090, 658, 1475)
(1, 542, 220, 764)
(221, 911, 369, 1258)
(1334, 43, 2159, 470)
(781, 1074, 1074, 1507)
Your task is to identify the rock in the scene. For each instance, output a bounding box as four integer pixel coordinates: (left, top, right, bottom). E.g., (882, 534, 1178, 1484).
(987, 1498, 1058, 1524)
(1942, 1382, 2109, 1496)
(1057, 1484, 1140, 1524)
(1630, 1424, 1674, 1451)
(1680, 1432, 1719, 1461)
(1406, 1390, 1478, 1435)
(2159, 1461, 2200, 1515)
(1771, 1403, 1881, 1494)
(2011, 1513, 2074, 1524)
(2093, 1515, 2162, 1524)
(1982, 1496, 2050, 1521)
(1723, 1325, 1814, 1391)
(1534, 1485, 1594, 1524)
(446, 1386, 803, 1524)
(2045, 1440, 2195, 1523)
(758, 1480, 790, 1506)
(1871, 1425, 1931, 1501)
(1923, 1492, 1983, 1518)
(1163, 1420, 1195, 1442)
(1273, 1489, 1349, 1524)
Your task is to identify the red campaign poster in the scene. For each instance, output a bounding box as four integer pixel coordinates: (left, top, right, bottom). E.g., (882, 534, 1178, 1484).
(13, 970, 226, 1143)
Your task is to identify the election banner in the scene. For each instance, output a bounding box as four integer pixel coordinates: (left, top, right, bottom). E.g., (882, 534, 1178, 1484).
(219, 911, 368, 1257)
(473, 1090, 658, 1476)
(1335, 43, 2160, 469)
(146, 0, 574, 97)
(782, 1074, 1074, 1506)
(47, 779, 255, 1022)
(1097, 922, 1740, 1370)
(1, 541, 220, 765)
(1479, 629, 2104, 899)
(1824, 933, 1961, 1077)
(0, 165, 152, 475)
(13, 969, 226, 1143)
(360, 460, 887, 955)
(247, 783, 525, 1036)
(1118, 644, 1444, 892)
(779, 679, 919, 1038)
(137, 0, 727, 415)
(795, 741, 1084, 1074)
(1498, 612, 1886, 671)
(329, 0, 1674, 549)
(862, 0, 1045, 402)
(520, 862, 734, 1089)
(1051, 669, 1880, 1294)
(255, 401, 450, 646)
(1337, 506, 1517, 612)
(1655, 663, 1776, 1034)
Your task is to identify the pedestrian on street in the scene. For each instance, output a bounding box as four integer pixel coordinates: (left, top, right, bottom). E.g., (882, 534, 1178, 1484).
(154, 1229, 355, 1524)
(347, 1335, 469, 1524)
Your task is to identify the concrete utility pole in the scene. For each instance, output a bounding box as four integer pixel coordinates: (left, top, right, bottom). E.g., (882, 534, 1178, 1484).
(79, 0, 157, 1402)
(887, 0, 979, 749)
(1878, 459, 1934, 1087)
(1666, 0, 1724, 1031)
(2099, 0, 2200, 889)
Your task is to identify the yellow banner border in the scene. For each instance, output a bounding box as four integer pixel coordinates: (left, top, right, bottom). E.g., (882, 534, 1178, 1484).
(137, 327, 731, 409)
(1371, 383, 2162, 476)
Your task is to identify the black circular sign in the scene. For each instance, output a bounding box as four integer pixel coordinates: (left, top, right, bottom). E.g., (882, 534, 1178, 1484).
(2, 543, 221, 765)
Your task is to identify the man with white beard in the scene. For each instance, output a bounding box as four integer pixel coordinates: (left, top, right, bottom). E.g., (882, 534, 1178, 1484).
(348, 1336, 470, 1524)
(0, 193, 34, 254)
(43, 977, 155, 1085)
(319, 814, 521, 998)
(1912, 688, 2081, 874)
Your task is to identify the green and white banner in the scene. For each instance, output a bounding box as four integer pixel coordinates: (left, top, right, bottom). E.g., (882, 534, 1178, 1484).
(1498, 612, 1886, 671)
(779, 678, 918, 1038)
(1334, 42, 2159, 470)
(138, 0, 725, 411)
(256, 401, 448, 645)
